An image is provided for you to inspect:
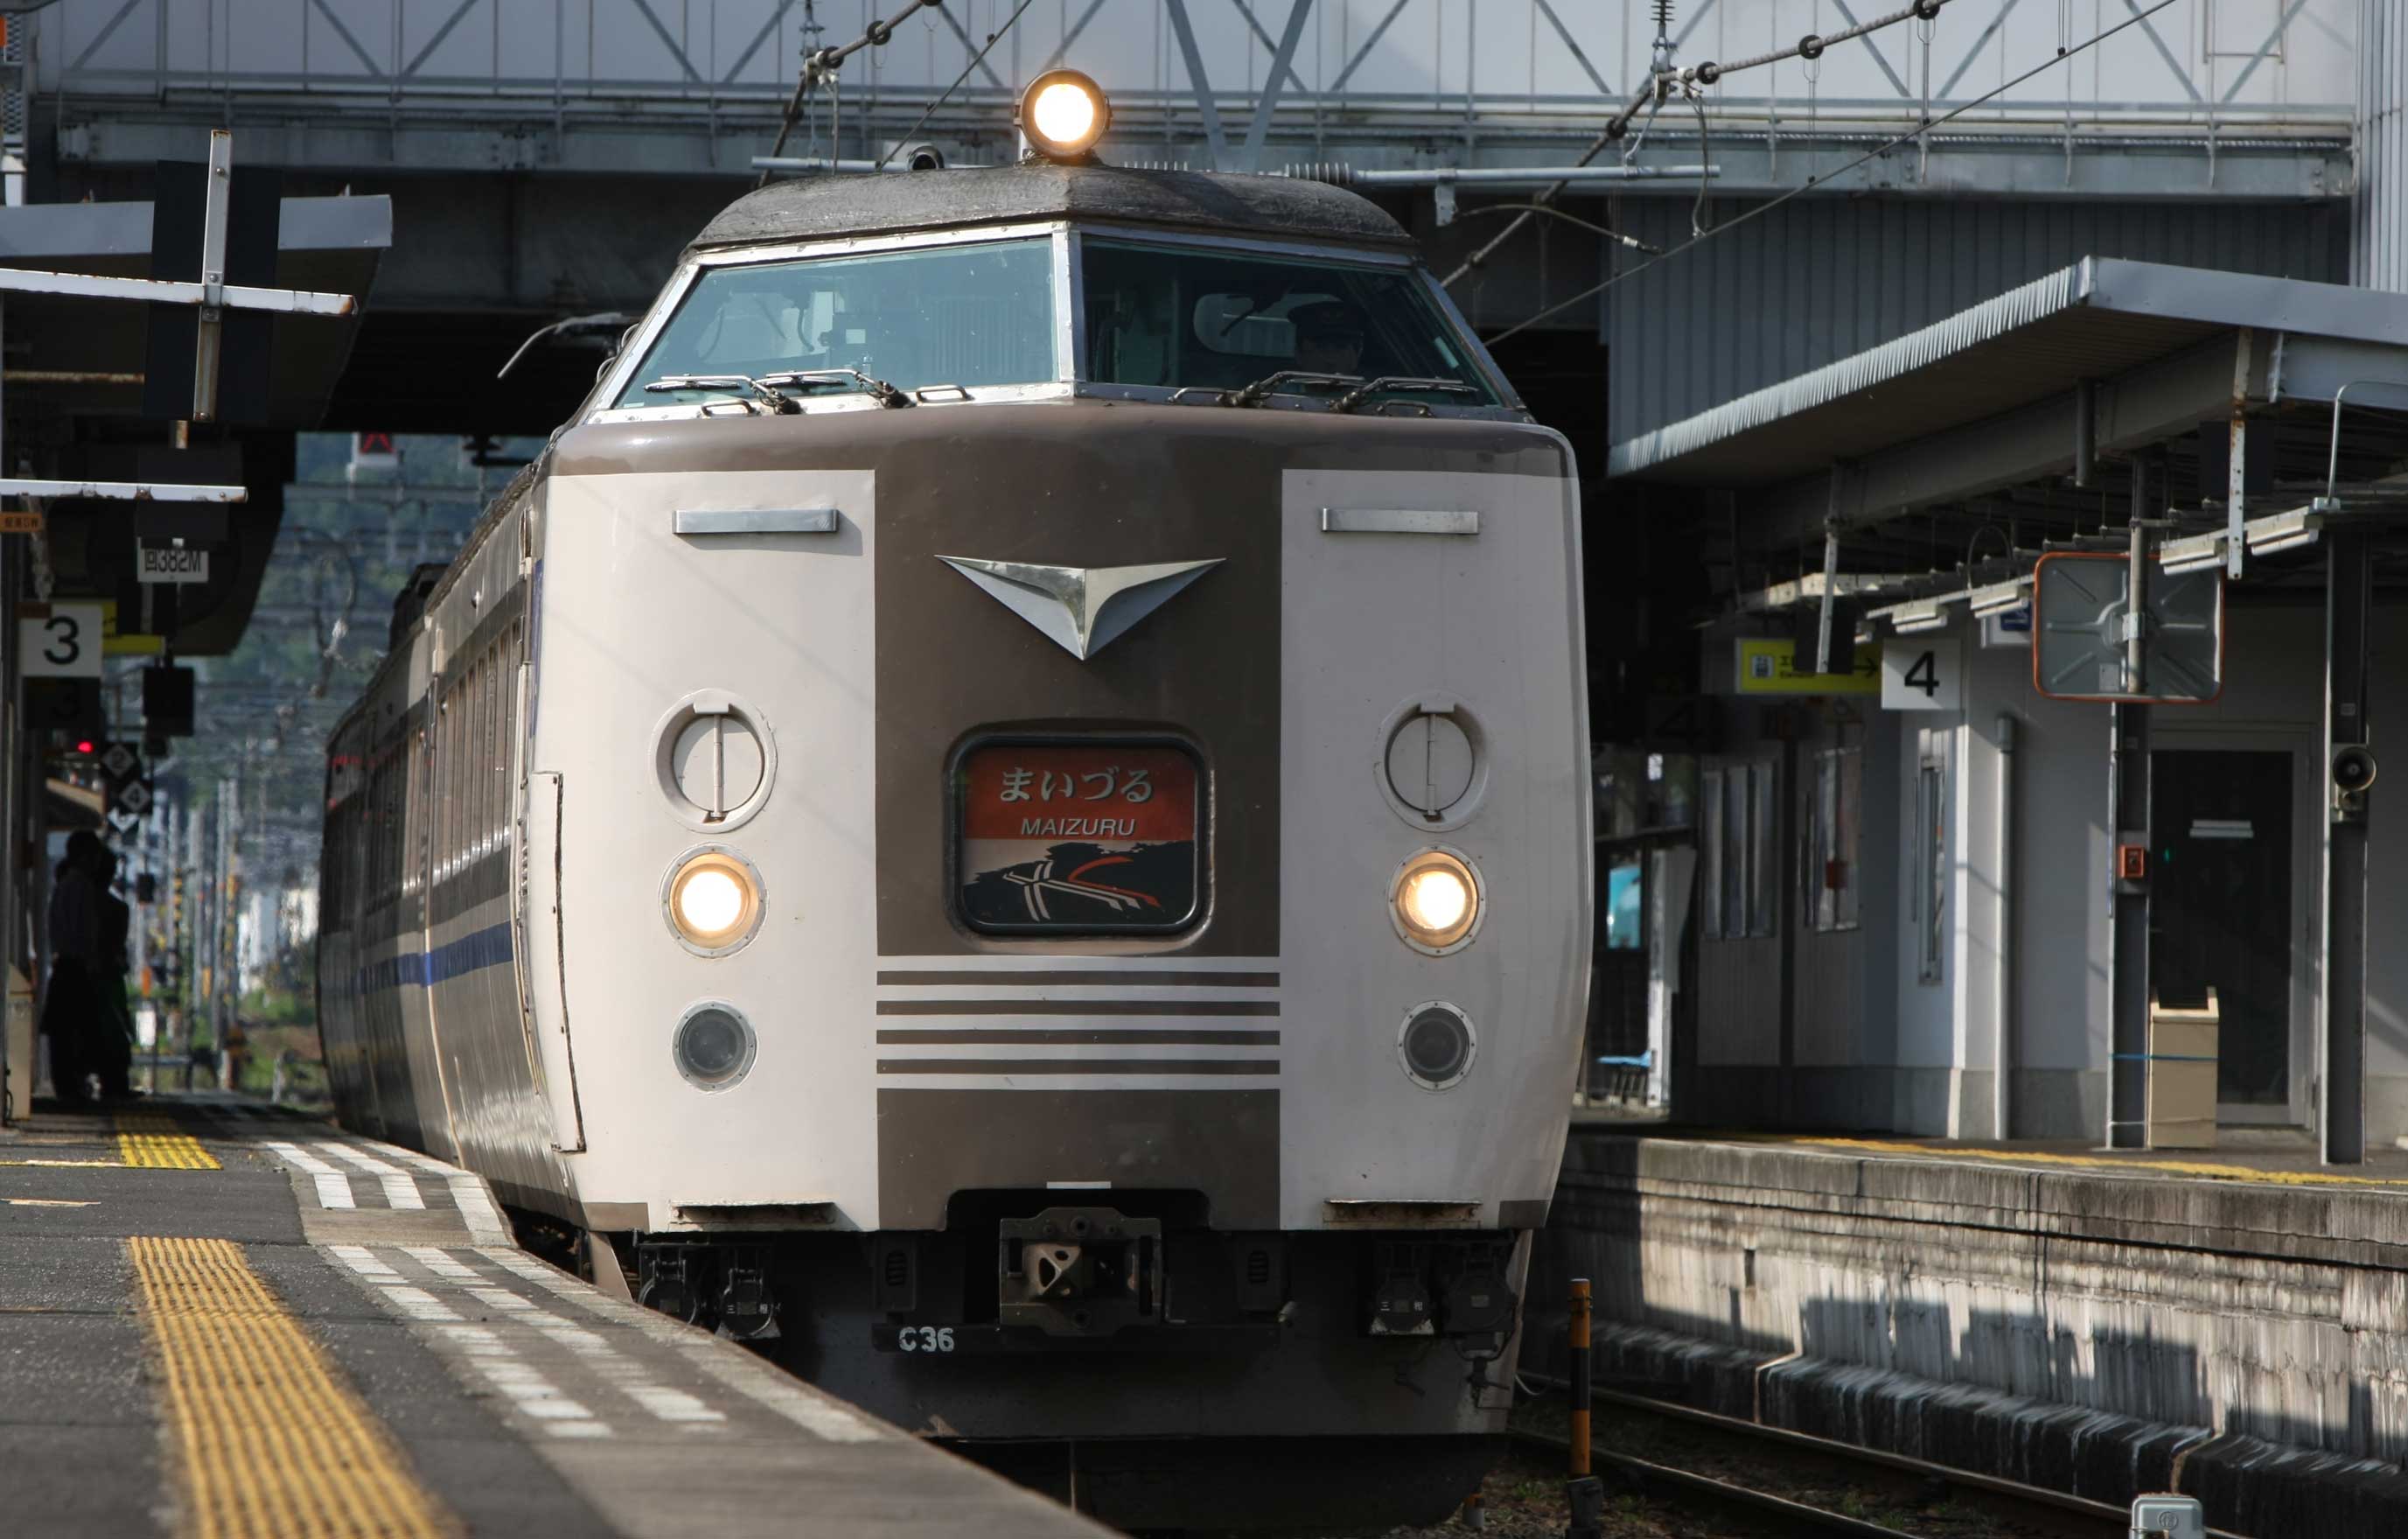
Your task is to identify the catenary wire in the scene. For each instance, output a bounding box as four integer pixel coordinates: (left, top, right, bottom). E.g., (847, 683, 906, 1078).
(873, 0, 1042, 171)
(1444, 203, 1663, 256)
(1480, 0, 2180, 346)
(1442, 0, 1955, 288)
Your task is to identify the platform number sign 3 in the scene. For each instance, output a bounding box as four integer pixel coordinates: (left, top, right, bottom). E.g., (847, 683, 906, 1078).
(1881, 638, 1962, 711)
(19, 604, 104, 679)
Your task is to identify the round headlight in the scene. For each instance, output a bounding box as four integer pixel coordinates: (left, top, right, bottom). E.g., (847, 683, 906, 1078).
(1390, 848, 1482, 954)
(1020, 69, 1111, 160)
(1397, 1002, 1477, 1090)
(662, 847, 764, 956)
(674, 1002, 757, 1091)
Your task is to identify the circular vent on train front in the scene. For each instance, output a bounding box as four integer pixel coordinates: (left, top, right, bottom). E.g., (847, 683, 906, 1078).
(653, 690, 778, 831)
(1377, 696, 1487, 829)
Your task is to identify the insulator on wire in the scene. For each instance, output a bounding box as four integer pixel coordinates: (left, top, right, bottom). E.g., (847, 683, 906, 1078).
(1283, 162, 1356, 185)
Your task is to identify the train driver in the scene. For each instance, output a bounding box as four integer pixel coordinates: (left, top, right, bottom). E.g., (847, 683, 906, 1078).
(1289, 299, 1367, 376)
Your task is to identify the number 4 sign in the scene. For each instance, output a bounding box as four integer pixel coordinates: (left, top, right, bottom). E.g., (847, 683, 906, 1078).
(19, 603, 104, 679)
(1882, 637, 1963, 711)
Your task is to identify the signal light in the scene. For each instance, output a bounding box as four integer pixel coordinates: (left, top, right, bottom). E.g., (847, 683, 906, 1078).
(75, 739, 94, 754)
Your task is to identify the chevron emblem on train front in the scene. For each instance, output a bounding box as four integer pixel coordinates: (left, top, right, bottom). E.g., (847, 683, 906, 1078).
(936, 556, 1223, 661)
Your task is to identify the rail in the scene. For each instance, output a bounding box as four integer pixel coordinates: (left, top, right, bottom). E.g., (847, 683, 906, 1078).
(1516, 1381, 2241, 1539)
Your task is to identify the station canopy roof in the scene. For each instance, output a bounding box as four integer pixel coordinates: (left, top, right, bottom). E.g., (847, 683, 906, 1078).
(1604, 258, 2408, 613)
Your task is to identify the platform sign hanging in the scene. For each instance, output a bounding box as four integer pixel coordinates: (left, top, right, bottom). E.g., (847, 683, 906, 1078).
(18, 603, 104, 678)
(1882, 638, 1963, 711)
(955, 743, 1201, 934)
(1730, 637, 1880, 696)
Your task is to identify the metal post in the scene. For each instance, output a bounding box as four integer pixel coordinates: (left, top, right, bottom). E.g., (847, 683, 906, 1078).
(1813, 526, 1839, 675)
(2125, 508, 2147, 696)
(2109, 702, 2151, 1149)
(2074, 379, 2096, 489)
(2227, 331, 2253, 580)
(1565, 1277, 1602, 1539)
(0, 512, 14, 1121)
(2325, 528, 2371, 1165)
(2108, 460, 2153, 1149)
(1995, 711, 2017, 1142)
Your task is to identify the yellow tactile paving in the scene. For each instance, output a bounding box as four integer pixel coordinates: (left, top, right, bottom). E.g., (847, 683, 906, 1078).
(1785, 1135, 2408, 1190)
(115, 1109, 221, 1170)
(129, 1236, 457, 1539)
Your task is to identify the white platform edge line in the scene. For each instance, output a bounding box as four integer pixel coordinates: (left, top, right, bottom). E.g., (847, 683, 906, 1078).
(473, 1247, 890, 1445)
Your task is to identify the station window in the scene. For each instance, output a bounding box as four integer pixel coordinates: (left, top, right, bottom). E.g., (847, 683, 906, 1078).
(1700, 759, 1777, 941)
(1808, 747, 1862, 934)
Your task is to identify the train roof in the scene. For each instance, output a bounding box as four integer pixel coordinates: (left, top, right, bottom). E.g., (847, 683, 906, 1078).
(688, 163, 1411, 254)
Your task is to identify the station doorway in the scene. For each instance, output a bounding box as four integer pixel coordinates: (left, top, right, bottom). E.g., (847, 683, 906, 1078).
(2150, 746, 2312, 1127)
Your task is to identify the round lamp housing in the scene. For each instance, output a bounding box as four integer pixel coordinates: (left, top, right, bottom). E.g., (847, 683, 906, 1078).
(1390, 847, 1483, 955)
(1019, 69, 1111, 161)
(674, 1001, 757, 1091)
(662, 845, 766, 957)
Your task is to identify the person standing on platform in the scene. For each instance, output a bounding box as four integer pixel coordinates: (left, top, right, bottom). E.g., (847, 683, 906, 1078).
(94, 850, 136, 1101)
(40, 830, 105, 1104)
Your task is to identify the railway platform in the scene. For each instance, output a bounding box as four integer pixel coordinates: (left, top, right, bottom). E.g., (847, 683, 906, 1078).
(1531, 1122, 2408, 1536)
(0, 1093, 1106, 1539)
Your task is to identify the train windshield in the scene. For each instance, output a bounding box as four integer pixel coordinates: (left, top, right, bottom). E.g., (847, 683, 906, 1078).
(619, 237, 1056, 407)
(1079, 238, 1497, 407)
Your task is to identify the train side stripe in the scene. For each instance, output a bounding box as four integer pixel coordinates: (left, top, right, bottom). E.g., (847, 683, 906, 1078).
(356, 920, 516, 995)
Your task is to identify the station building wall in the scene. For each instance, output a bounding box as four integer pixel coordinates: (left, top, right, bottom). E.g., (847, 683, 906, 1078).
(1689, 596, 2408, 1145)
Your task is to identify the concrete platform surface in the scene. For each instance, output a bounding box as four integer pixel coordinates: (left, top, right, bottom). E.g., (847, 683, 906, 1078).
(0, 1094, 1108, 1539)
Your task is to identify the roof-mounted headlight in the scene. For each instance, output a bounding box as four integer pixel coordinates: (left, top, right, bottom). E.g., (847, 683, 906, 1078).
(1019, 69, 1110, 162)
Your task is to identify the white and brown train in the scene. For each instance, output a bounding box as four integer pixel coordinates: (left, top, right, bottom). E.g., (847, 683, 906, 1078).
(319, 76, 1590, 1529)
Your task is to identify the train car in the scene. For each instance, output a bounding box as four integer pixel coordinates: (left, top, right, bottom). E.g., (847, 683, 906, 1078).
(318, 73, 1590, 1529)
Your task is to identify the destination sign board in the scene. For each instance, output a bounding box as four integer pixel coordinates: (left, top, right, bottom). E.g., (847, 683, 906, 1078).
(957, 742, 1200, 934)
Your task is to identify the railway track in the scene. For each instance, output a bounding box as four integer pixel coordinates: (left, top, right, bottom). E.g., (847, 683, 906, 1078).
(1511, 1388, 2230, 1538)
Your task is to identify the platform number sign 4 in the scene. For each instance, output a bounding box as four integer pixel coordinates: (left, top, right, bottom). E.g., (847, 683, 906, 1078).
(19, 603, 104, 679)
(1882, 638, 1962, 711)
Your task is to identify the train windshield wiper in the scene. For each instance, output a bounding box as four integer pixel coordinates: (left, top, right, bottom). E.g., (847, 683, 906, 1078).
(1219, 370, 1364, 409)
(757, 368, 913, 409)
(1329, 377, 1481, 414)
(641, 374, 797, 414)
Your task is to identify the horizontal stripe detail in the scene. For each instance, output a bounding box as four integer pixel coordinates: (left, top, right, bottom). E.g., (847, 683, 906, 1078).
(875, 955, 1278, 973)
(358, 920, 515, 995)
(876, 1028, 1280, 1046)
(878, 969, 1279, 988)
(876, 1058, 1277, 1075)
(876, 998, 1278, 1017)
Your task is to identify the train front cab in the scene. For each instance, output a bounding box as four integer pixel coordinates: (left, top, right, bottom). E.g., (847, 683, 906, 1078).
(531, 85, 1589, 1529)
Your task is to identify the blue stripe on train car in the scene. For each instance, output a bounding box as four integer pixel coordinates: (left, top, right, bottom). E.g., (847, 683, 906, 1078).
(356, 920, 516, 995)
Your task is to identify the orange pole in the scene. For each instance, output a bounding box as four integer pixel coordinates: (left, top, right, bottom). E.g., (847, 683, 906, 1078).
(1568, 1277, 1592, 1478)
